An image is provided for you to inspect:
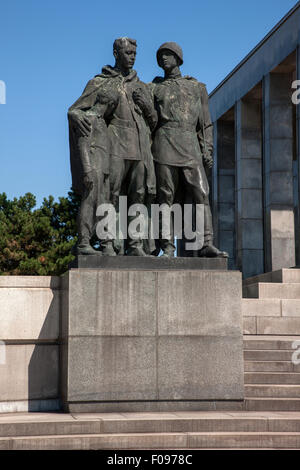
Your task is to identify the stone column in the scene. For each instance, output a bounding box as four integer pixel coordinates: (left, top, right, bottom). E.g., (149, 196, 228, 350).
(263, 72, 295, 272)
(296, 45, 300, 264)
(212, 121, 219, 247)
(216, 116, 236, 269)
(235, 98, 264, 279)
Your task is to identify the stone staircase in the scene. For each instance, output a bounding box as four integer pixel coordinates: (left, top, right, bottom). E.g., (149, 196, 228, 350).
(0, 410, 300, 449)
(1, 268, 300, 449)
(0, 338, 299, 449)
(243, 336, 300, 411)
(242, 268, 300, 336)
(242, 268, 300, 415)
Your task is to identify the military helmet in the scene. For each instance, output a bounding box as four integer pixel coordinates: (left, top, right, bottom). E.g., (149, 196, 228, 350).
(156, 42, 183, 66)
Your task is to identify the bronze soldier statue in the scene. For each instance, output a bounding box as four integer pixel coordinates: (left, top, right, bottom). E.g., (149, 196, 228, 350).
(151, 42, 228, 258)
(68, 82, 119, 255)
(100, 37, 157, 256)
(68, 37, 157, 256)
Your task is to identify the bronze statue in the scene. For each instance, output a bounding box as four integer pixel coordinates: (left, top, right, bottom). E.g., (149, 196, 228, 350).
(68, 39, 227, 259)
(99, 37, 157, 256)
(151, 42, 228, 258)
(68, 37, 157, 256)
(68, 80, 118, 255)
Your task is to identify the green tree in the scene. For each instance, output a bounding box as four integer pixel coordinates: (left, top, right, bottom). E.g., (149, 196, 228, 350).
(0, 190, 79, 275)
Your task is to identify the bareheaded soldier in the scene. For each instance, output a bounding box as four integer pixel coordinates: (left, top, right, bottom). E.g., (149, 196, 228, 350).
(103, 37, 157, 256)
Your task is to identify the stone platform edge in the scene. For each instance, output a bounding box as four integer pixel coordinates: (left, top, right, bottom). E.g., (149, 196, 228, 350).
(69, 255, 228, 270)
(66, 400, 245, 413)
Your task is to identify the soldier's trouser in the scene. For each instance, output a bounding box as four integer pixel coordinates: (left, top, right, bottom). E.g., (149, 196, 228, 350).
(155, 163, 213, 251)
(110, 158, 146, 250)
(78, 169, 109, 245)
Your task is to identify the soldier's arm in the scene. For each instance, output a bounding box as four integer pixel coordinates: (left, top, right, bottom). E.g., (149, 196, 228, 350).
(143, 84, 158, 132)
(133, 83, 158, 132)
(197, 82, 213, 167)
(68, 78, 102, 113)
(68, 78, 102, 137)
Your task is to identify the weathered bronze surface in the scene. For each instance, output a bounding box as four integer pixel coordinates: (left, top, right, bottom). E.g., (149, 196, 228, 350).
(150, 42, 227, 258)
(68, 38, 227, 258)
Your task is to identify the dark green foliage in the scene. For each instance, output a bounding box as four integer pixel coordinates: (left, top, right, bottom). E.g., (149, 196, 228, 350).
(0, 191, 80, 275)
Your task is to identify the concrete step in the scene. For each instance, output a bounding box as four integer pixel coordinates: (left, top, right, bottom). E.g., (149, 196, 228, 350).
(2, 412, 300, 449)
(245, 361, 300, 372)
(1, 431, 300, 449)
(243, 336, 300, 350)
(244, 398, 300, 411)
(245, 385, 300, 398)
(188, 432, 300, 449)
(245, 317, 300, 335)
(244, 269, 300, 286)
(243, 283, 300, 299)
(212, 398, 300, 412)
(243, 298, 300, 318)
(0, 416, 286, 436)
(0, 432, 187, 450)
(2, 412, 300, 437)
(244, 372, 300, 384)
(244, 349, 295, 361)
(242, 298, 281, 316)
(0, 419, 102, 438)
(189, 432, 300, 449)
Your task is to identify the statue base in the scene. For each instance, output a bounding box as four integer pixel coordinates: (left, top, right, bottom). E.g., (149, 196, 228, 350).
(69, 255, 228, 270)
(61, 260, 244, 412)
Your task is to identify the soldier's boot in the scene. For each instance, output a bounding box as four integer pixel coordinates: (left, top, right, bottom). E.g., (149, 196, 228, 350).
(199, 244, 228, 258)
(161, 243, 175, 258)
(125, 208, 151, 256)
(126, 239, 150, 257)
(76, 238, 100, 256)
(101, 241, 117, 256)
(127, 247, 149, 256)
(199, 204, 228, 258)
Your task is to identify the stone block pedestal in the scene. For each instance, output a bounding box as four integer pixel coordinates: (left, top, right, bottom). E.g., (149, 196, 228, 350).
(61, 260, 244, 412)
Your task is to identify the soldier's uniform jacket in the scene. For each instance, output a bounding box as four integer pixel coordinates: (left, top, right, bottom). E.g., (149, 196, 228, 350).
(151, 73, 213, 168)
(68, 78, 117, 195)
(69, 65, 157, 197)
(98, 66, 157, 162)
(69, 65, 157, 193)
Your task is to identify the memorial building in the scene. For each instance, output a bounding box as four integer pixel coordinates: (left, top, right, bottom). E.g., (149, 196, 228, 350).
(209, 2, 300, 278)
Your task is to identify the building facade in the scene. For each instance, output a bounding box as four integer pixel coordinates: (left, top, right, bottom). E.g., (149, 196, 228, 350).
(209, 2, 300, 278)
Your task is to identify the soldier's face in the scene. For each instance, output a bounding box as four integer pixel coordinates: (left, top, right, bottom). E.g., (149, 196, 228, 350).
(116, 45, 136, 70)
(158, 50, 179, 72)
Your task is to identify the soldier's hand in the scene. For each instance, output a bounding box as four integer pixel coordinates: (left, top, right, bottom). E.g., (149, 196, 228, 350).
(132, 89, 150, 113)
(203, 154, 213, 169)
(69, 111, 91, 137)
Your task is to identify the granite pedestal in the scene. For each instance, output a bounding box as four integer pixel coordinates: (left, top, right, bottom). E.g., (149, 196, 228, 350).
(61, 258, 244, 412)
(69, 255, 228, 270)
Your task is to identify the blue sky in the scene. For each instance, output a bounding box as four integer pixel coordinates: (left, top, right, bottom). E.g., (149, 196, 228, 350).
(0, 0, 298, 206)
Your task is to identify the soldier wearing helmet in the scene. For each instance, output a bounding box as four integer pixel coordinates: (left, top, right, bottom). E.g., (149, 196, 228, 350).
(151, 41, 228, 258)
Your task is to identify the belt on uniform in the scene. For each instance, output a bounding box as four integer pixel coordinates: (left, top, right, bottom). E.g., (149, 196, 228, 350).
(110, 116, 137, 129)
(158, 121, 195, 132)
